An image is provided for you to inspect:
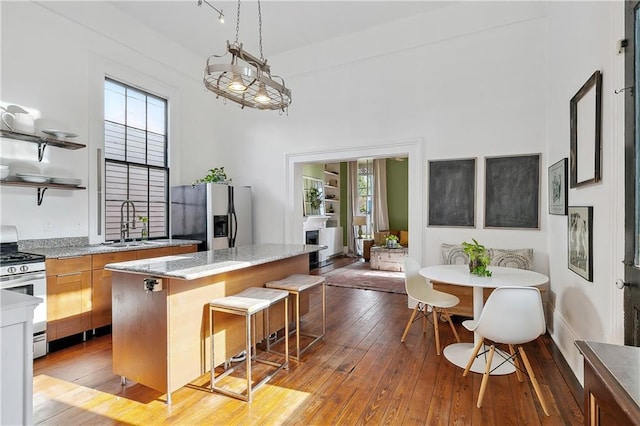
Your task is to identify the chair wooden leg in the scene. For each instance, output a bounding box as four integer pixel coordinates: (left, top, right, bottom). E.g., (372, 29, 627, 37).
(444, 310, 460, 343)
(509, 344, 523, 382)
(432, 307, 441, 355)
(477, 345, 495, 408)
(401, 305, 419, 342)
(422, 304, 427, 334)
(463, 337, 484, 377)
(518, 346, 550, 416)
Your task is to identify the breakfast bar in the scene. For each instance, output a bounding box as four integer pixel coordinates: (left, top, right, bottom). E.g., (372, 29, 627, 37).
(105, 243, 321, 402)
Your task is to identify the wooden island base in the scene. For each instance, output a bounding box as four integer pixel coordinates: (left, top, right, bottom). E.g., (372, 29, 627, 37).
(111, 254, 310, 400)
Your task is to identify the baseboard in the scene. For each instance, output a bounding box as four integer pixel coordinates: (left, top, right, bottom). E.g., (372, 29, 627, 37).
(548, 306, 584, 386)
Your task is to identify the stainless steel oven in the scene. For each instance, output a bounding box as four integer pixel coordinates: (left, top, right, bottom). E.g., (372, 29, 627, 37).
(0, 226, 47, 358)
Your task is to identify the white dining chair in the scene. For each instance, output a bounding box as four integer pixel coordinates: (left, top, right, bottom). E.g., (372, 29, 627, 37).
(401, 257, 460, 355)
(462, 286, 550, 416)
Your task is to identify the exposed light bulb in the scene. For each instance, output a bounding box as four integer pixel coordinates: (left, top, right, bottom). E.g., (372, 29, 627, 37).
(254, 83, 271, 104)
(227, 73, 247, 93)
(218, 12, 224, 23)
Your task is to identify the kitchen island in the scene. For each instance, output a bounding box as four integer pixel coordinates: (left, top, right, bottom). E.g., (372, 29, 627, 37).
(105, 243, 321, 402)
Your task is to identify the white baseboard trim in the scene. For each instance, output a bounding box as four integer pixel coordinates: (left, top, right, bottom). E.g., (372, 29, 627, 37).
(547, 306, 584, 386)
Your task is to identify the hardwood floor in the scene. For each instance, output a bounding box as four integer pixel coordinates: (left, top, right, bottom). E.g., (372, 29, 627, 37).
(33, 258, 583, 425)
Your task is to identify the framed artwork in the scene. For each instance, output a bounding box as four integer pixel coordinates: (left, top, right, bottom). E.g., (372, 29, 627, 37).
(568, 206, 593, 281)
(485, 154, 540, 229)
(428, 158, 476, 227)
(548, 158, 568, 215)
(570, 70, 602, 188)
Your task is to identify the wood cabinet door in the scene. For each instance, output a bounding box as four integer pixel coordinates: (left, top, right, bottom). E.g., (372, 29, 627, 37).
(171, 244, 197, 255)
(91, 251, 137, 329)
(46, 270, 91, 341)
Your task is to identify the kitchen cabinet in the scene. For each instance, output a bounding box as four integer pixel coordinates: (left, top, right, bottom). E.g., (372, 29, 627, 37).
(92, 245, 196, 330)
(46, 244, 198, 342)
(46, 255, 92, 341)
(323, 163, 340, 226)
(91, 251, 137, 329)
(0, 129, 86, 205)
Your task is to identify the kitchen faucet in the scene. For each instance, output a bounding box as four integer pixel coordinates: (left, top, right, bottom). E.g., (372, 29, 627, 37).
(120, 200, 137, 243)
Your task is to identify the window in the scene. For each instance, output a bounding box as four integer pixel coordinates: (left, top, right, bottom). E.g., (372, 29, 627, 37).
(357, 159, 373, 236)
(104, 78, 169, 241)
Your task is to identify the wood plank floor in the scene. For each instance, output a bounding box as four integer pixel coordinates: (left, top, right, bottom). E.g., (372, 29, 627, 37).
(33, 258, 584, 425)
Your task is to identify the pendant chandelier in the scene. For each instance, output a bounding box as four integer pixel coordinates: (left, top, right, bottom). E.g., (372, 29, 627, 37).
(202, 0, 292, 112)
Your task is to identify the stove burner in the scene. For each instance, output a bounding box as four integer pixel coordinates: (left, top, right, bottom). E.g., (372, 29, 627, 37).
(0, 251, 46, 266)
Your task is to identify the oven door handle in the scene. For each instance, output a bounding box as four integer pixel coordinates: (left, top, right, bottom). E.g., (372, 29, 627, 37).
(0, 272, 46, 287)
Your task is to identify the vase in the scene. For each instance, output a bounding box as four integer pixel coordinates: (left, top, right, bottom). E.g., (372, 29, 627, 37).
(141, 222, 148, 241)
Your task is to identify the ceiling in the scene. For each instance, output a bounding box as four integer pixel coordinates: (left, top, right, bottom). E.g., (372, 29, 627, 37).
(111, 1, 452, 60)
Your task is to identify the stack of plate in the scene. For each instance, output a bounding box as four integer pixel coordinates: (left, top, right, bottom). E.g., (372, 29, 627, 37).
(16, 173, 50, 183)
(51, 177, 82, 186)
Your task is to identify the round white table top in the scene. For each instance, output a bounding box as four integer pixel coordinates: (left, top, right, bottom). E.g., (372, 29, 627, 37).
(418, 264, 549, 288)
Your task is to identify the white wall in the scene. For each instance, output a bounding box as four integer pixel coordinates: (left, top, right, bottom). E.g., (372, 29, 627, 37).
(544, 1, 626, 380)
(0, 1, 223, 241)
(0, 1, 627, 384)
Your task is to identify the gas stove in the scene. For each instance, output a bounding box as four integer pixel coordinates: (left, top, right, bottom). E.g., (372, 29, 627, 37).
(0, 226, 45, 275)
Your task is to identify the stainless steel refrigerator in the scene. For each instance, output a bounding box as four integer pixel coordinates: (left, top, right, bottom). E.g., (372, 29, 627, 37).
(171, 183, 252, 251)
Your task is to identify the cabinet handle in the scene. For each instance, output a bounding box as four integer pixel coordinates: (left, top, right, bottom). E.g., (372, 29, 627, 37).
(57, 272, 82, 278)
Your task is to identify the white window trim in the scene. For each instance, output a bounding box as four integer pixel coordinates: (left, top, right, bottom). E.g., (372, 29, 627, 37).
(88, 53, 181, 244)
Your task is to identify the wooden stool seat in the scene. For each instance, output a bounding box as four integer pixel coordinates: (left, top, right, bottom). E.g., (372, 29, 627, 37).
(209, 287, 289, 402)
(265, 274, 326, 361)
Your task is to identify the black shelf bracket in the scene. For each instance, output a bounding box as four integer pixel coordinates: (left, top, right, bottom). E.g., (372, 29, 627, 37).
(37, 141, 48, 162)
(37, 187, 48, 206)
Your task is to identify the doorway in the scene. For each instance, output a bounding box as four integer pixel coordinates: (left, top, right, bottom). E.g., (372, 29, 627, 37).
(284, 139, 423, 265)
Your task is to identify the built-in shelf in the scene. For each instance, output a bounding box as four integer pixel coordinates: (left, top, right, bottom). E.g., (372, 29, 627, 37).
(0, 129, 85, 161)
(0, 179, 86, 205)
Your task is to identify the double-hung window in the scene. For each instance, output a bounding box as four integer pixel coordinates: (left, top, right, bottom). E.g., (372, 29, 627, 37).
(103, 78, 169, 241)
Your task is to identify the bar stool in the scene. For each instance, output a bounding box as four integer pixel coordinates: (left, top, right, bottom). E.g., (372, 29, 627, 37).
(209, 287, 289, 402)
(265, 274, 326, 361)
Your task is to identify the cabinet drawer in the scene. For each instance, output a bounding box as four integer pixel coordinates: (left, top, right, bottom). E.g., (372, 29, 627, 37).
(92, 251, 137, 270)
(171, 244, 197, 255)
(46, 255, 92, 275)
(137, 247, 172, 259)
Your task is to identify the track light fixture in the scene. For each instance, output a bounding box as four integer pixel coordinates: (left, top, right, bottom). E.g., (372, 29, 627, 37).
(197, 0, 224, 24)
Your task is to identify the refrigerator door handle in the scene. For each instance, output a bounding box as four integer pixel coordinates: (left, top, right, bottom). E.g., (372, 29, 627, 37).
(228, 186, 236, 247)
(231, 211, 238, 247)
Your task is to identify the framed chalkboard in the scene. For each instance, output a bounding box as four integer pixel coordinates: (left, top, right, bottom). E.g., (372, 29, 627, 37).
(428, 158, 476, 227)
(485, 154, 540, 229)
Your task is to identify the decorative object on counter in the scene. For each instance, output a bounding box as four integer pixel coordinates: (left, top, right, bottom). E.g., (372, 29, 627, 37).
(385, 234, 399, 248)
(462, 238, 492, 276)
(201, 0, 291, 112)
(138, 216, 149, 241)
(307, 187, 322, 210)
(192, 167, 231, 185)
(1, 105, 34, 133)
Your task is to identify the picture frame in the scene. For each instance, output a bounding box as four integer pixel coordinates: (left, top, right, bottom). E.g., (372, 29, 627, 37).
(568, 206, 593, 281)
(428, 158, 476, 227)
(548, 158, 568, 215)
(570, 70, 602, 188)
(484, 154, 540, 229)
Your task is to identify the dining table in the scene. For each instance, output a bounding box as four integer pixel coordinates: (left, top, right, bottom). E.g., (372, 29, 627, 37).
(418, 264, 549, 375)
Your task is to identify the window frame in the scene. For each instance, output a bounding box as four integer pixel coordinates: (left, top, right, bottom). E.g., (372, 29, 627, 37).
(103, 77, 170, 241)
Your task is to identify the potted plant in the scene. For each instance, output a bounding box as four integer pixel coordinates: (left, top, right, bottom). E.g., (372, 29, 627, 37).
(192, 167, 231, 185)
(462, 238, 492, 276)
(385, 234, 399, 248)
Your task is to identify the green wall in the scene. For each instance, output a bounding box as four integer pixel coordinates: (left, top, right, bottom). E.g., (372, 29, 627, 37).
(386, 158, 408, 231)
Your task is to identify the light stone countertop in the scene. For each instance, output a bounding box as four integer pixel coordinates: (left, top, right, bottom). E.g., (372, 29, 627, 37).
(26, 239, 202, 259)
(104, 243, 324, 280)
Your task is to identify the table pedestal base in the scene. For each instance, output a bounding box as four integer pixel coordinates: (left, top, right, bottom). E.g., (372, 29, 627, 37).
(443, 343, 515, 375)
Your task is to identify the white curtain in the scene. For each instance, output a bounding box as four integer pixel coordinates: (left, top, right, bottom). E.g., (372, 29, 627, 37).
(346, 161, 359, 256)
(373, 159, 389, 232)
